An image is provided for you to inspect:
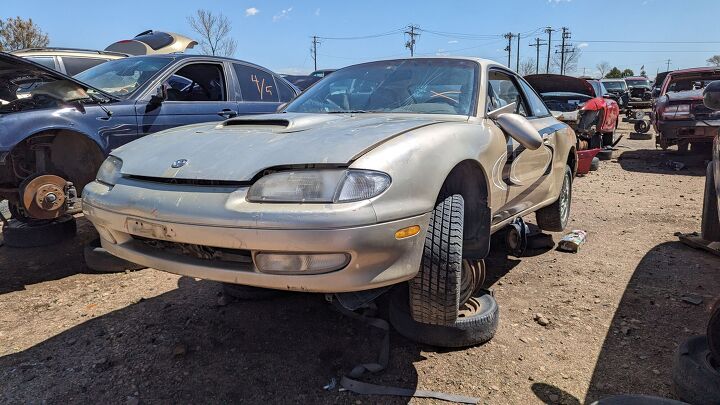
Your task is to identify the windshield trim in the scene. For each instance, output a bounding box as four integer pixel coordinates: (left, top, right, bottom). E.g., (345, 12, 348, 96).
(285, 58, 481, 117)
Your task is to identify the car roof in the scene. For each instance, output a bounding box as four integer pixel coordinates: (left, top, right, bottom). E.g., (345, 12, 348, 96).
(624, 76, 649, 80)
(601, 78, 625, 82)
(667, 66, 720, 76)
(11, 47, 128, 58)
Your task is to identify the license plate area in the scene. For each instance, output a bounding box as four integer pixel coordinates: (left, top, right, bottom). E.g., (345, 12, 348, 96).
(125, 217, 176, 240)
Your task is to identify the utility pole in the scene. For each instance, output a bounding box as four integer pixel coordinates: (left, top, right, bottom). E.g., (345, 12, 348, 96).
(504, 32, 514, 67)
(405, 25, 420, 57)
(665, 58, 672, 71)
(516, 33, 521, 71)
(311, 35, 320, 71)
(544, 27, 554, 73)
(529, 38, 546, 74)
(555, 27, 573, 75)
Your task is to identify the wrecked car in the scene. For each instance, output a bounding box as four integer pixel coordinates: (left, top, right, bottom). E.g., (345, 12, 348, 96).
(105, 30, 198, 56)
(83, 57, 577, 348)
(624, 76, 653, 108)
(525, 74, 619, 172)
(652, 67, 720, 151)
(701, 81, 720, 243)
(601, 78, 630, 110)
(0, 52, 298, 222)
(12, 47, 128, 75)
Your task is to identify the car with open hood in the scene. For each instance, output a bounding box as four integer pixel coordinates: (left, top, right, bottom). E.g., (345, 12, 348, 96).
(0, 52, 297, 222)
(652, 67, 720, 151)
(82, 57, 578, 347)
(624, 76, 652, 108)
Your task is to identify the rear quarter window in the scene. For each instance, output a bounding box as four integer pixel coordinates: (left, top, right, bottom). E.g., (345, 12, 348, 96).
(63, 57, 109, 76)
(233, 64, 279, 102)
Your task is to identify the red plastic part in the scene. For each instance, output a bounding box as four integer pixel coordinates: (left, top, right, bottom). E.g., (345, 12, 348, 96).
(576, 148, 601, 175)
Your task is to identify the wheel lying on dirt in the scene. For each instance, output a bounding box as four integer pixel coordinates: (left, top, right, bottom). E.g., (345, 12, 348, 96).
(702, 161, 720, 242)
(408, 194, 466, 326)
(589, 157, 600, 171)
(222, 283, 285, 301)
(2, 215, 76, 248)
(389, 286, 499, 348)
(671, 335, 720, 404)
(535, 165, 572, 232)
(84, 238, 146, 273)
(597, 149, 613, 161)
(633, 120, 649, 134)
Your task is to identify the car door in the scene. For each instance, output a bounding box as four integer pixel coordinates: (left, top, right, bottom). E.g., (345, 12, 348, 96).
(136, 61, 238, 135)
(488, 69, 557, 215)
(231, 62, 291, 114)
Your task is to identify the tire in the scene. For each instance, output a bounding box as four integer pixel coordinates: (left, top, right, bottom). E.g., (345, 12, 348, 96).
(671, 335, 720, 405)
(389, 286, 499, 348)
(536, 165, 572, 232)
(589, 157, 600, 171)
(702, 162, 720, 242)
(2, 215, 76, 248)
(84, 238, 145, 273)
(634, 120, 649, 134)
(408, 194, 464, 326)
(597, 149, 613, 161)
(709, 301, 720, 365)
(602, 133, 614, 147)
(222, 283, 285, 300)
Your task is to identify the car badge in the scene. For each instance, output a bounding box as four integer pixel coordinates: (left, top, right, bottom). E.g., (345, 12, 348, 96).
(171, 159, 188, 168)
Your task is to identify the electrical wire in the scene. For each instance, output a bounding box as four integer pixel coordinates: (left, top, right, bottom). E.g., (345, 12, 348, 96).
(317, 28, 405, 41)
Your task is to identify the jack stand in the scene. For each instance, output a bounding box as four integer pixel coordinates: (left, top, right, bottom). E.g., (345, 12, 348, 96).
(506, 217, 529, 257)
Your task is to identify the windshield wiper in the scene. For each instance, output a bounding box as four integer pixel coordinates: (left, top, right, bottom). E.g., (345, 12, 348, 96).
(86, 93, 113, 118)
(326, 110, 369, 114)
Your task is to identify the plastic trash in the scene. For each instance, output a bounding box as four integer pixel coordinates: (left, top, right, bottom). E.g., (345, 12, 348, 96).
(557, 230, 587, 253)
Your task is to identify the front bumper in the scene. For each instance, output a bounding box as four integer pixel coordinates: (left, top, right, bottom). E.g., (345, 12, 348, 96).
(656, 119, 720, 142)
(82, 180, 430, 293)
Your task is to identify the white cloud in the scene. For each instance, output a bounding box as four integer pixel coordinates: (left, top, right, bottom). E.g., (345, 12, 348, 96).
(547, 0, 571, 3)
(448, 40, 459, 44)
(436, 48, 450, 56)
(315, 8, 320, 16)
(577, 42, 589, 48)
(245, 7, 259, 16)
(273, 7, 293, 22)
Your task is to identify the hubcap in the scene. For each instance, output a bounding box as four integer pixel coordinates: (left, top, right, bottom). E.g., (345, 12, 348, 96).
(459, 259, 485, 307)
(559, 173, 571, 225)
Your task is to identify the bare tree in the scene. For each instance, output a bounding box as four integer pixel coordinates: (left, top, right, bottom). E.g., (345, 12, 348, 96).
(708, 55, 720, 67)
(187, 9, 237, 57)
(551, 45, 582, 75)
(519, 58, 536, 76)
(0, 16, 49, 51)
(596, 61, 611, 78)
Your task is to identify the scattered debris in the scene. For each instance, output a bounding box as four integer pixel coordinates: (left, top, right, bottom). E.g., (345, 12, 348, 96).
(557, 230, 587, 253)
(173, 343, 187, 357)
(533, 313, 550, 326)
(665, 160, 685, 171)
(681, 294, 703, 305)
(216, 294, 228, 307)
(323, 377, 337, 391)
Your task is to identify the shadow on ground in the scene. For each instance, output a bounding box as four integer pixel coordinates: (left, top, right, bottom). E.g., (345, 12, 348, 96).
(583, 241, 720, 403)
(618, 148, 711, 176)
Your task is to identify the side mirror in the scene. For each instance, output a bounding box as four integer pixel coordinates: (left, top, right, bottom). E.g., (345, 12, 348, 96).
(495, 113, 543, 150)
(703, 80, 720, 111)
(150, 84, 168, 105)
(652, 88, 661, 98)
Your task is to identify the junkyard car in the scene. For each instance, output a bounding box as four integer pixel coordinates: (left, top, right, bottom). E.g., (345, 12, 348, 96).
(601, 78, 630, 110)
(0, 52, 298, 222)
(624, 76, 653, 108)
(701, 81, 720, 242)
(104, 30, 197, 56)
(652, 67, 720, 151)
(11, 47, 128, 75)
(83, 57, 577, 347)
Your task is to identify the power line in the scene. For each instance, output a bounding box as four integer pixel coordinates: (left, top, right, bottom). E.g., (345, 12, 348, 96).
(316, 28, 404, 40)
(529, 38, 547, 74)
(555, 27, 573, 75)
(516, 33, 521, 71)
(574, 39, 720, 44)
(405, 25, 420, 56)
(544, 27, 554, 74)
(503, 32, 514, 67)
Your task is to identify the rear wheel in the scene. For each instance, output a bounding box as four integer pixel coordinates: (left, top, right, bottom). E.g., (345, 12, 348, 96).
(536, 165, 572, 232)
(701, 162, 720, 242)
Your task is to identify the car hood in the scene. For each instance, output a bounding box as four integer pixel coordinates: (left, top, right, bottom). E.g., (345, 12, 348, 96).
(0, 52, 116, 106)
(524, 74, 594, 97)
(113, 113, 446, 181)
(666, 89, 704, 102)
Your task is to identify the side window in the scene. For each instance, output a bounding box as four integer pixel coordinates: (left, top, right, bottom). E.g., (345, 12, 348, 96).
(62, 57, 107, 76)
(25, 56, 56, 70)
(517, 78, 550, 117)
(233, 64, 279, 102)
(275, 77, 296, 102)
(164, 63, 226, 102)
(487, 70, 527, 116)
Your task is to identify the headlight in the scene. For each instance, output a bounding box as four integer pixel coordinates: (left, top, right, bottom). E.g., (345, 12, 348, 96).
(96, 156, 123, 186)
(662, 104, 691, 120)
(246, 169, 391, 203)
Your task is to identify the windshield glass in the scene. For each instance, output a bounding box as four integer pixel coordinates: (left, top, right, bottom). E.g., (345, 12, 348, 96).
(74, 57, 172, 97)
(626, 79, 649, 87)
(286, 59, 478, 115)
(602, 81, 627, 91)
(666, 75, 720, 92)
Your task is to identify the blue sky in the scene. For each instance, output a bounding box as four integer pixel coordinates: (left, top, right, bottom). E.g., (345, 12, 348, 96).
(3, 0, 719, 77)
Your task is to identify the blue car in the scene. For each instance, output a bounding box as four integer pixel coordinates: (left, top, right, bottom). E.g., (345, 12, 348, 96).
(0, 52, 298, 222)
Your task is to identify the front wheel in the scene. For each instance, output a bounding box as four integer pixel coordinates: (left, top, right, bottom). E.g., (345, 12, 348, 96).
(535, 165, 572, 232)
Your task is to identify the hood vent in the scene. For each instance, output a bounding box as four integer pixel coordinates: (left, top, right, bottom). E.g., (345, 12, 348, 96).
(223, 119, 290, 128)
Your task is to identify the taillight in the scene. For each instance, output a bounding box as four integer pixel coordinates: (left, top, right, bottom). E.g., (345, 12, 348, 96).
(661, 104, 691, 120)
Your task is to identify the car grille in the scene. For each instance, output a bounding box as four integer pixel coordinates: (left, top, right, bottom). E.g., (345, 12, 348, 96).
(125, 175, 250, 187)
(133, 236, 253, 264)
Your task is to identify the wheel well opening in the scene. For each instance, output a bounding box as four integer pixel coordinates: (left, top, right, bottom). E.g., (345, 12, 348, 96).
(567, 146, 577, 176)
(439, 160, 491, 259)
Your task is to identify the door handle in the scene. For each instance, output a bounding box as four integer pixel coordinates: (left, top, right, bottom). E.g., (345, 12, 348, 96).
(218, 109, 238, 118)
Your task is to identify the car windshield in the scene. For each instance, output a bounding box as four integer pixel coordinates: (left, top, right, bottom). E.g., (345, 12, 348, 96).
(602, 81, 627, 91)
(666, 76, 720, 92)
(74, 57, 172, 97)
(285, 59, 478, 116)
(626, 79, 649, 87)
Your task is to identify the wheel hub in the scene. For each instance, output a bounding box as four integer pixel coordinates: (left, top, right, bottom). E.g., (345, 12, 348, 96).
(20, 175, 69, 220)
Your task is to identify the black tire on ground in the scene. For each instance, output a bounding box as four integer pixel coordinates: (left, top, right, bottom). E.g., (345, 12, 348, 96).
(84, 238, 145, 273)
(633, 120, 649, 134)
(536, 165, 572, 232)
(671, 335, 720, 404)
(708, 301, 720, 365)
(590, 394, 689, 405)
(408, 194, 464, 326)
(597, 149, 613, 161)
(389, 286, 498, 348)
(222, 283, 285, 300)
(601, 133, 614, 147)
(589, 157, 600, 171)
(702, 162, 720, 242)
(2, 215, 76, 248)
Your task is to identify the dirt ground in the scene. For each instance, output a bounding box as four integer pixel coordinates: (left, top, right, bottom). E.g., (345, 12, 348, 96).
(1, 120, 718, 405)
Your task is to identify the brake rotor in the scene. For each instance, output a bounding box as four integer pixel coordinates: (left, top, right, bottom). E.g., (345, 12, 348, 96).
(20, 174, 68, 220)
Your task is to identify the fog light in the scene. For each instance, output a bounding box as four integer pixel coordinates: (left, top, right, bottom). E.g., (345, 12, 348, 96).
(254, 253, 350, 274)
(395, 225, 420, 239)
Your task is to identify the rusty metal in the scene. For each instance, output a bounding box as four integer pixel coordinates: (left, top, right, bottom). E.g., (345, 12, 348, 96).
(20, 174, 68, 220)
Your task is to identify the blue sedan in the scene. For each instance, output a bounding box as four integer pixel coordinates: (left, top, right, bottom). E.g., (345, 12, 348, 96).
(0, 52, 298, 221)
